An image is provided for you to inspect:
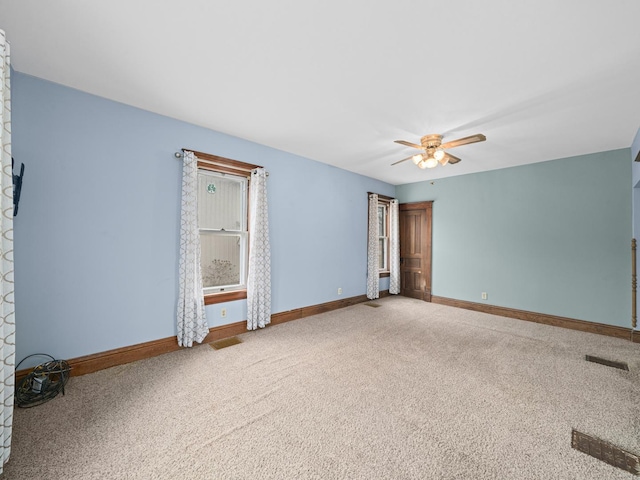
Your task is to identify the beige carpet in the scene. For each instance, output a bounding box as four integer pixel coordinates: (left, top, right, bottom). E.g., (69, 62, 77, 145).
(4, 297, 640, 479)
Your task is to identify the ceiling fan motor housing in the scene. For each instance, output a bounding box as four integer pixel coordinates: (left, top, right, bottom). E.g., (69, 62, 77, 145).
(421, 134, 442, 155)
(420, 134, 443, 148)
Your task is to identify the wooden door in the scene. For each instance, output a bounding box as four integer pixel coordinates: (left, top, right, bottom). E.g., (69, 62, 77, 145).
(399, 202, 433, 301)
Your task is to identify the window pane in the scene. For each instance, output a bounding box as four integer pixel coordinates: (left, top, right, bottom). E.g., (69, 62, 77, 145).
(378, 205, 385, 235)
(198, 172, 245, 231)
(379, 238, 385, 269)
(200, 233, 242, 288)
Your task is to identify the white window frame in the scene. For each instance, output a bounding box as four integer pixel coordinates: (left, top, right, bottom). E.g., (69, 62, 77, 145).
(378, 202, 389, 273)
(198, 170, 249, 296)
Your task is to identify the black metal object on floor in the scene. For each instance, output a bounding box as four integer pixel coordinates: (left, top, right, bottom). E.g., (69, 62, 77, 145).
(15, 354, 71, 408)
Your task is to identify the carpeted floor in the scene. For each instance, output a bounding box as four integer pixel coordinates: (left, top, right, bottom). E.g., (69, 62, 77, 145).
(4, 297, 640, 479)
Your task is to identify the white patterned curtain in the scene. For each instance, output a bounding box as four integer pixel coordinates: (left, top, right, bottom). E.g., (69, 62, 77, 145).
(389, 199, 400, 294)
(247, 168, 271, 330)
(366, 193, 379, 299)
(177, 151, 208, 347)
(0, 30, 14, 472)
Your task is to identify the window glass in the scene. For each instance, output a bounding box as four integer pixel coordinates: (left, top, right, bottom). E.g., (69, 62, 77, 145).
(378, 205, 385, 235)
(197, 172, 245, 231)
(200, 233, 244, 288)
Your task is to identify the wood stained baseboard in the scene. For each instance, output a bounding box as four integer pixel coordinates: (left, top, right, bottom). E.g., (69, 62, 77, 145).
(22, 291, 632, 382)
(271, 290, 389, 325)
(16, 291, 390, 381)
(432, 296, 637, 341)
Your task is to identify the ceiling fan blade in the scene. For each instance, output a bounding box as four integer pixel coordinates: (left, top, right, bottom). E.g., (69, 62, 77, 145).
(391, 155, 417, 166)
(394, 140, 423, 150)
(440, 134, 486, 150)
(444, 152, 462, 164)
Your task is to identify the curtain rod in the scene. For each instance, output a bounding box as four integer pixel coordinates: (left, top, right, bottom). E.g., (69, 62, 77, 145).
(174, 151, 269, 176)
(368, 192, 395, 201)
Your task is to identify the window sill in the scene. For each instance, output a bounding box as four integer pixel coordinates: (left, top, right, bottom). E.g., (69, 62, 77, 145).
(379, 271, 390, 278)
(204, 290, 247, 305)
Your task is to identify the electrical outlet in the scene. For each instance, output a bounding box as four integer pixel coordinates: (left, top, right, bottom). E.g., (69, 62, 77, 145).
(481, 292, 488, 300)
(221, 308, 227, 318)
(338, 287, 343, 295)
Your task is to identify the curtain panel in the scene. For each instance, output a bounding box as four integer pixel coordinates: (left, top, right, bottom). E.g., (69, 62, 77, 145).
(0, 30, 14, 472)
(366, 193, 379, 299)
(389, 199, 400, 294)
(247, 168, 271, 330)
(177, 151, 208, 347)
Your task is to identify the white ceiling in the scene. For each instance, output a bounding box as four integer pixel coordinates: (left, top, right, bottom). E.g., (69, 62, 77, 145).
(2, 1, 640, 185)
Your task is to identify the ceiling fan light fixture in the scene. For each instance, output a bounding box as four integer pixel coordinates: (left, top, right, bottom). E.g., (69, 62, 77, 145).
(392, 132, 486, 169)
(425, 156, 438, 168)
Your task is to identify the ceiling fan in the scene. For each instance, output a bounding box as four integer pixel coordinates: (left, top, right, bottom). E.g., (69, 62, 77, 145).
(392, 133, 486, 169)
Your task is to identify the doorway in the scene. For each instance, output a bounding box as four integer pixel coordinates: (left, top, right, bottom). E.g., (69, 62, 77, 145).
(399, 201, 433, 301)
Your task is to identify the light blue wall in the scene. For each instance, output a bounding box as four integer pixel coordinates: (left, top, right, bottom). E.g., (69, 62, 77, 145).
(631, 127, 640, 188)
(12, 72, 394, 364)
(631, 127, 640, 242)
(631, 127, 640, 331)
(396, 150, 632, 328)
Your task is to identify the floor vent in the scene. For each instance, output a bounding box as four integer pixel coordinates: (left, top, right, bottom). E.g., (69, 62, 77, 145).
(210, 337, 242, 350)
(585, 355, 629, 371)
(363, 302, 382, 308)
(572, 430, 640, 475)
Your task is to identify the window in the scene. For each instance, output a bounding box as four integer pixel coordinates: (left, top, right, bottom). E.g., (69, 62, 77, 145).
(378, 203, 388, 271)
(198, 170, 248, 294)
(369, 193, 392, 277)
(190, 150, 261, 305)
